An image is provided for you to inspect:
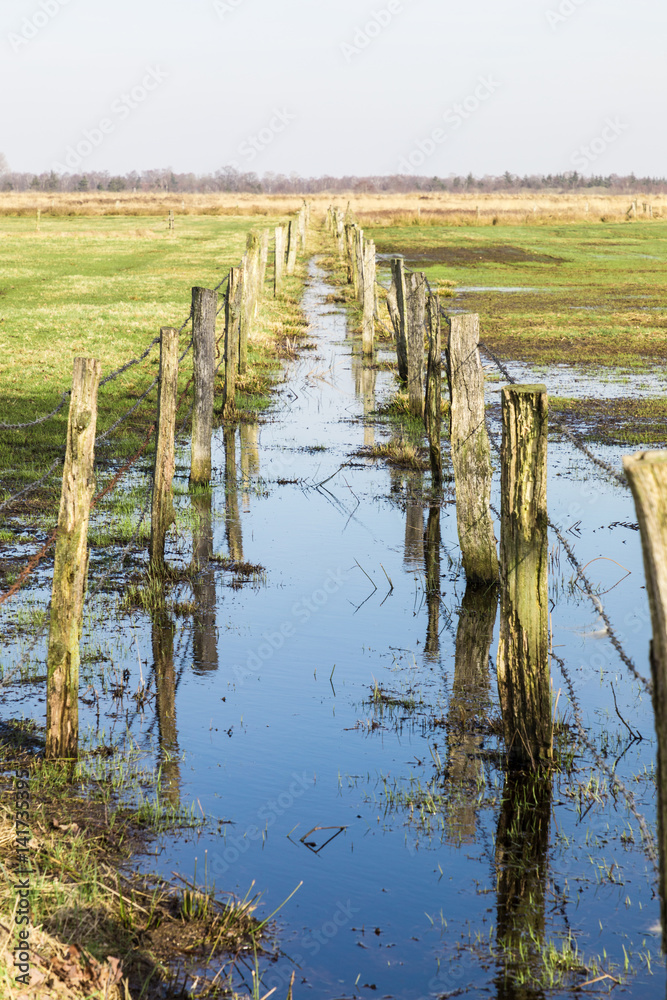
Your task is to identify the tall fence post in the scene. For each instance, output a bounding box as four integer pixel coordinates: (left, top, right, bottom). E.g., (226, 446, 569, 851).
(190, 286, 218, 484)
(354, 227, 365, 304)
(362, 239, 376, 357)
(286, 220, 298, 275)
(424, 293, 442, 487)
(405, 270, 426, 417)
(223, 266, 243, 419)
(623, 450, 667, 933)
(345, 224, 356, 292)
(447, 313, 498, 583)
(150, 327, 179, 572)
(259, 229, 270, 293)
(389, 258, 408, 383)
(168, 209, 174, 233)
(274, 226, 286, 297)
(497, 384, 551, 768)
(46, 357, 101, 761)
(335, 210, 345, 256)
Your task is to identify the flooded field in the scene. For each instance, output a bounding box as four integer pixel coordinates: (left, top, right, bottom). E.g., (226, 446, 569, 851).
(1, 250, 666, 998)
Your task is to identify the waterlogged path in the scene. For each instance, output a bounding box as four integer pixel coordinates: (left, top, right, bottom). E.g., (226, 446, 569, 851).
(2, 257, 665, 997)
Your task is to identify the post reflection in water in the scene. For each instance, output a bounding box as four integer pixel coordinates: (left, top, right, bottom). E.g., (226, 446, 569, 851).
(239, 420, 260, 513)
(191, 486, 218, 674)
(445, 583, 498, 845)
(495, 769, 552, 1000)
(353, 354, 377, 448)
(424, 506, 441, 661)
(224, 425, 244, 564)
(404, 485, 425, 570)
(151, 615, 181, 805)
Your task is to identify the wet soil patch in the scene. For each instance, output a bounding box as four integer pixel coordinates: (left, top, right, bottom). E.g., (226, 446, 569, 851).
(377, 243, 567, 267)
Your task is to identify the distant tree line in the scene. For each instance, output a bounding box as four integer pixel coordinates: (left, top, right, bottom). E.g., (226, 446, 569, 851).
(0, 160, 666, 196)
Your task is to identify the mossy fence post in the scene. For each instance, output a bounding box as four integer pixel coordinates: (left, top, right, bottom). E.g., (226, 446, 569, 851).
(241, 235, 260, 375)
(223, 265, 243, 420)
(45, 357, 101, 761)
(497, 384, 551, 768)
(447, 313, 498, 583)
(405, 270, 426, 417)
(362, 239, 376, 357)
(286, 220, 298, 275)
(424, 293, 442, 486)
(388, 258, 408, 383)
(150, 327, 179, 572)
(190, 286, 218, 485)
(274, 225, 286, 297)
(623, 450, 667, 934)
(259, 229, 270, 292)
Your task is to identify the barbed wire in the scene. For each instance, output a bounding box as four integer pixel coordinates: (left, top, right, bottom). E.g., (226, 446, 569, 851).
(0, 392, 70, 431)
(0, 454, 65, 515)
(95, 377, 159, 447)
(551, 650, 658, 871)
(99, 335, 161, 389)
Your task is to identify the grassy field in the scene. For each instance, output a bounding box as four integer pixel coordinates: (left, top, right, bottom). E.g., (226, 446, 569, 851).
(0, 213, 309, 515)
(369, 220, 667, 367)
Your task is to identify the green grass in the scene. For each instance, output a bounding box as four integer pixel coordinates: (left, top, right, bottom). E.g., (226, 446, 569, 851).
(369, 221, 667, 368)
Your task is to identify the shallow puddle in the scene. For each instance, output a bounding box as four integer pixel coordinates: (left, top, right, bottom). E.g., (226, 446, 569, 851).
(1, 258, 665, 998)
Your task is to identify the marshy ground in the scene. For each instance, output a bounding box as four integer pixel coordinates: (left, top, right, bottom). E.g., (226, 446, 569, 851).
(1, 203, 666, 998)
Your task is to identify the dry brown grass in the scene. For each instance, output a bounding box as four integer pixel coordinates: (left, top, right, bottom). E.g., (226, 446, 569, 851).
(1, 190, 663, 224)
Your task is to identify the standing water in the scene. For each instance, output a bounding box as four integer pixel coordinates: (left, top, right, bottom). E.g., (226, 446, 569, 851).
(2, 258, 664, 997)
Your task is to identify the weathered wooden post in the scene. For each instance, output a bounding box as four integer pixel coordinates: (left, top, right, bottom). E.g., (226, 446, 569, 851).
(286, 220, 298, 275)
(362, 239, 376, 357)
(335, 210, 345, 256)
(424, 293, 442, 487)
(190, 286, 218, 484)
(239, 251, 255, 376)
(497, 384, 551, 768)
(46, 357, 101, 761)
(168, 209, 174, 233)
(623, 450, 667, 934)
(274, 226, 286, 297)
(150, 327, 179, 572)
(388, 259, 408, 383)
(259, 229, 270, 293)
(345, 224, 357, 292)
(405, 271, 426, 417)
(354, 227, 365, 304)
(447, 314, 498, 583)
(223, 266, 243, 419)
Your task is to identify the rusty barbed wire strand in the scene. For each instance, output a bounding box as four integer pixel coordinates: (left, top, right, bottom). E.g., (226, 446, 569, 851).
(0, 455, 65, 515)
(551, 650, 658, 870)
(0, 393, 70, 431)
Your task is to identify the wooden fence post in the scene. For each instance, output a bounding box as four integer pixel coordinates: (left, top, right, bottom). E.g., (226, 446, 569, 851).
(623, 450, 667, 933)
(190, 286, 218, 484)
(424, 293, 442, 486)
(46, 357, 101, 761)
(335, 210, 345, 256)
(405, 271, 426, 417)
(354, 227, 365, 304)
(168, 209, 174, 233)
(362, 240, 376, 357)
(223, 266, 243, 419)
(150, 327, 179, 572)
(389, 258, 408, 383)
(274, 226, 286, 297)
(345, 224, 357, 291)
(286, 220, 298, 275)
(259, 229, 270, 294)
(447, 313, 498, 583)
(497, 384, 551, 768)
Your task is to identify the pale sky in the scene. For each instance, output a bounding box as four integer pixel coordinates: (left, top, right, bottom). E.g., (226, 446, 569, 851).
(1, 0, 664, 178)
